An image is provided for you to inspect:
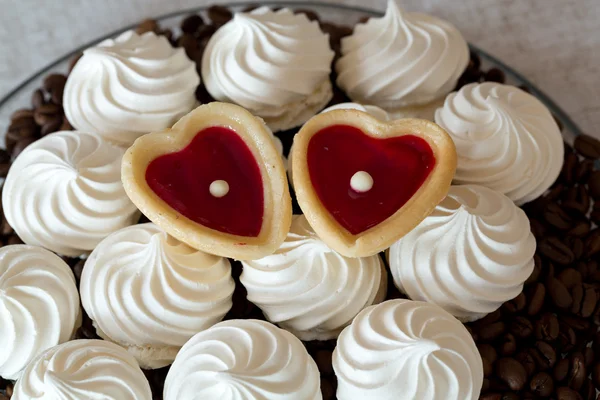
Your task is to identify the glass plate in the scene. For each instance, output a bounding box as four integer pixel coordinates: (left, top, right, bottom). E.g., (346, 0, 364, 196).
(0, 1, 583, 146)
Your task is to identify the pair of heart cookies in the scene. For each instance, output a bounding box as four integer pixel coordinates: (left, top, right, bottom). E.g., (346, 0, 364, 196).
(122, 102, 457, 260)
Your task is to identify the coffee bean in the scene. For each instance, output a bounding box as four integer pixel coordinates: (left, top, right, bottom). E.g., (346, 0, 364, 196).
(575, 134, 600, 159)
(530, 371, 554, 397)
(60, 116, 73, 131)
(496, 358, 528, 391)
(72, 259, 85, 283)
(580, 286, 598, 318)
(559, 269, 583, 289)
(555, 357, 570, 382)
(571, 284, 584, 314)
(7, 115, 38, 140)
(321, 378, 335, 400)
(517, 350, 538, 377)
(479, 321, 506, 341)
(483, 357, 493, 377)
(510, 316, 533, 339)
(504, 292, 526, 313)
(589, 171, 600, 200)
(12, 137, 36, 159)
(40, 116, 62, 136)
(547, 277, 573, 309)
(43, 73, 67, 105)
(499, 333, 517, 357)
(585, 230, 600, 257)
(208, 5, 233, 26)
(33, 103, 62, 126)
(567, 352, 586, 391)
(68, 53, 83, 72)
(10, 108, 34, 121)
(545, 203, 574, 230)
(556, 386, 583, 400)
(566, 236, 585, 261)
(501, 393, 520, 400)
(584, 347, 595, 368)
(484, 68, 506, 83)
(315, 350, 333, 376)
(530, 219, 547, 239)
(527, 283, 546, 315)
(562, 152, 577, 184)
(560, 314, 591, 331)
(180, 14, 204, 34)
(539, 237, 575, 265)
(533, 341, 557, 370)
(569, 220, 591, 237)
(580, 378, 595, 400)
(135, 19, 159, 34)
(558, 322, 577, 352)
(479, 394, 501, 400)
(535, 313, 559, 341)
(31, 88, 45, 108)
(593, 363, 600, 390)
(478, 343, 498, 364)
(563, 186, 591, 216)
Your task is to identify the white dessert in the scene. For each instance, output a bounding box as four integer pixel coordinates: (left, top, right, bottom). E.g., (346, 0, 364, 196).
(202, 7, 334, 132)
(336, 0, 468, 110)
(1, 130, 139, 257)
(12, 339, 152, 400)
(388, 185, 536, 322)
(321, 102, 390, 121)
(80, 223, 235, 369)
(164, 319, 322, 400)
(64, 30, 200, 147)
(0, 245, 81, 380)
(435, 82, 564, 205)
(241, 215, 387, 341)
(333, 299, 483, 400)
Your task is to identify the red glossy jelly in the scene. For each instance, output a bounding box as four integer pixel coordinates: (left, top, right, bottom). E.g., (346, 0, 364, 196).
(146, 127, 264, 237)
(307, 125, 435, 235)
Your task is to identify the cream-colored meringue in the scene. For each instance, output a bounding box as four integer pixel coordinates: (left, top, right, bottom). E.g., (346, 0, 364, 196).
(333, 299, 483, 400)
(435, 82, 564, 205)
(202, 7, 334, 132)
(80, 223, 234, 369)
(241, 215, 386, 341)
(389, 185, 536, 322)
(64, 30, 199, 146)
(336, 0, 469, 110)
(1, 130, 139, 257)
(164, 319, 322, 400)
(12, 340, 152, 400)
(321, 102, 390, 121)
(0, 245, 81, 380)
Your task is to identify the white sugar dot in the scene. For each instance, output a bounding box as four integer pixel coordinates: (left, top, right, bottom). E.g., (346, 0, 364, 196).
(350, 171, 373, 193)
(209, 180, 229, 198)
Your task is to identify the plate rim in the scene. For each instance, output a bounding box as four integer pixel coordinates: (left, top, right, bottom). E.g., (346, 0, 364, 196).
(0, 0, 584, 138)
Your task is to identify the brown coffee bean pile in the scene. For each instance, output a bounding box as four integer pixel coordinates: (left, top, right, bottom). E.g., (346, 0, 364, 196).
(0, 6, 597, 400)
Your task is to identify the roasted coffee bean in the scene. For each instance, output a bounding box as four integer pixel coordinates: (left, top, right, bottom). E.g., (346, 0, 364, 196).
(559, 269, 583, 289)
(503, 292, 526, 313)
(208, 5, 233, 26)
(560, 314, 591, 331)
(7, 115, 38, 139)
(567, 352, 586, 391)
(563, 186, 590, 216)
(31, 88, 45, 108)
(498, 333, 516, 357)
(556, 386, 583, 400)
(527, 282, 546, 315)
(59, 115, 73, 131)
(496, 358, 528, 391)
(530, 219, 547, 239)
(568, 220, 591, 237)
(501, 393, 520, 400)
(580, 286, 598, 317)
(68, 52, 83, 72)
(533, 341, 557, 370)
(558, 322, 577, 352)
(321, 378, 335, 400)
(517, 350, 538, 377)
(479, 321, 506, 341)
(479, 394, 501, 400)
(484, 68, 506, 83)
(315, 350, 333, 376)
(535, 313, 559, 341)
(593, 363, 600, 390)
(12, 137, 36, 159)
(576, 159, 594, 182)
(7, 235, 23, 245)
(180, 14, 204, 33)
(40, 116, 62, 136)
(547, 277, 573, 309)
(135, 18, 159, 34)
(585, 230, 600, 257)
(589, 171, 600, 200)
(510, 316, 533, 339)
(571, 284, 584, 314)
(566, 235, 585, 260)
(33, 103, 62, 126)
(72, 259, 85, 283)
(544, 203, 574, 230)
(0, 162, 9, 178)
(574, 134, 600, 159)
(555, 357, 570, 382)
(43, 73, 67, 105)
(584, 347, 595, 368)
(561, 152, 577, 184)
(10, 108, 34, 121)
(478, 343, 498, 364)
(530, 371, 554, 397)
(580, 378, 595, 400)
(483, 357, 493, 377)
(539, 237, 575, 265)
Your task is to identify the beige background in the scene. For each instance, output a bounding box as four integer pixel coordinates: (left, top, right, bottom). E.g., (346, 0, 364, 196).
(1, 0, 598, 135)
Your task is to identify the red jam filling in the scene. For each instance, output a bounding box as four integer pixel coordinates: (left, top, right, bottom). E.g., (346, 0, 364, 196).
(146, 127, 264, 237)
(307, 125, 435, 235)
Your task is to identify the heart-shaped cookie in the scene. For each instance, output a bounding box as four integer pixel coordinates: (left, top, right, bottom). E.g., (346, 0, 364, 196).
(291, 109, 457, 257)
(122, 102, 292, 260)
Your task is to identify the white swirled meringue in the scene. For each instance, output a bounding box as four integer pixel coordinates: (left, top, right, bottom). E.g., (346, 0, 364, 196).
(12, 339, 152, 400)
(241, 215, 386, 341)
(2, 131, 139, 257)
(336, 0, 469, 110)
(321, 102, 390, 121)
(202, 7, 334, 132)
(435, 82, 564, 205)
(389, 185, 536, 322)
(333, 299, 483, 400)
(80, 223, 234, 369)
(0, 245, 80, 380)
(164, 319, 322, 400)
(64, 30, 199, 146)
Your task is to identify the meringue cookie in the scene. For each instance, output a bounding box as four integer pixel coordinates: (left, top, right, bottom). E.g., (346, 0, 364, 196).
(202, 7, 334, 132)
(336, 0, 469, 110)
(434, 82, 564, 205)
(321, 102, 390, 121)
(389, 185, 536, 322)
(241, 215, 386, 341)
(164, 319, 322, 400)
(12, 339, 152, 400)
(2, 131, 139, 257)
(333, 299, 483, 400)
(64, 30, 199, 146)
(80, 223, 234, 369)
(0, 245, 81, 380)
